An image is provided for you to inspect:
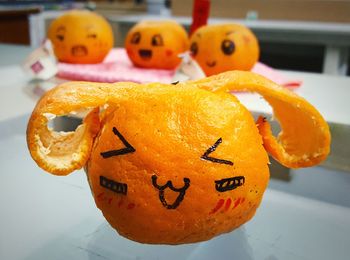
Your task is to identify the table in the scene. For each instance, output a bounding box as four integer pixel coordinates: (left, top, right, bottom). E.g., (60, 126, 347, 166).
(0, 44, 349, 259)
(109, 14, 350, 75)
(0, 114, 350, 260)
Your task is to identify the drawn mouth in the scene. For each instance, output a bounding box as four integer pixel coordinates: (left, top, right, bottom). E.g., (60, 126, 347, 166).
(151, 175, 190, 209)
(139, 49, 152, 60)
(215, 176, 245, 192)
(206, 61, 216, 67)
(100, 175, 127, 195)
(71, 45, 88, 57)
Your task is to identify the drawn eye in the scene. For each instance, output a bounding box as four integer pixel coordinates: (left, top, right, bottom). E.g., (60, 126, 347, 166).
(100, 175, 128, 195)
(151, 34, 163, 46)
(87, 33, 97, 39)
(100, 127, 135, 158)
(215, 176, 245, 192)
(201, 138, 233, 165)
(190, 42, 198, 56)
(221, 39, 235, 55)
(131, 32, 141, 44)
(56, 35, 64, 41)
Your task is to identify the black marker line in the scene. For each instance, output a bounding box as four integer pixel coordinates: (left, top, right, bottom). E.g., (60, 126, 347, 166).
(151, 175, 190, 209)
(215, 176, 245, 192)
(201, 138, 234, 165)
(100, 175, 127, 195)
(100, 127, 135, 158)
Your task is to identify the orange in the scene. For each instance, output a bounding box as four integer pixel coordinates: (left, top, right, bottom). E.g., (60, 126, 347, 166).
(48, 10, 114, 64)
(189, 24, 259, 76)
(125, 20, 189, 69)
(27, 71, 330, 244)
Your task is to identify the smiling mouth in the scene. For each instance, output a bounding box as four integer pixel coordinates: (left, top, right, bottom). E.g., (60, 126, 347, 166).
(152, 175, 190, 209)
(71, 45, 88, 57)
(139, 49, 152, 60)
(100, 175, 127, 195)
(206, 61, 216, 67)
(215, 176, 245, 192)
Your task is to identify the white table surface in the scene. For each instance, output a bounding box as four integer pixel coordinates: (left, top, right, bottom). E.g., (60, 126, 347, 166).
(0, 114, 349, 260)
(235, 70, 350, 126)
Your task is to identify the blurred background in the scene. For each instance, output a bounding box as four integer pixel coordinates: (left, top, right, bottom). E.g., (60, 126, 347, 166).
(0, 0, 349, 75)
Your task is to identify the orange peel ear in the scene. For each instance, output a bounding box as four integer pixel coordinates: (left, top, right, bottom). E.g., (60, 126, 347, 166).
(26, 81, 139, 175)
(188, 71, 331, 168)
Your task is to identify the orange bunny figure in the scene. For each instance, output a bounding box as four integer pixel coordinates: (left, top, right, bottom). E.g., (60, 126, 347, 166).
(27, 71, 330, 244)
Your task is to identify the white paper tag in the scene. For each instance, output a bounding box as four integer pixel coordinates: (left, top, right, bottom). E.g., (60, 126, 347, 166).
(172, 52, 206, 83)
(22, 39, 58, 80)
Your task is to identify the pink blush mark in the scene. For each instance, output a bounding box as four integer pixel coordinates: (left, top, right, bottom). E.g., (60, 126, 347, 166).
(224, 198, 232, 211)
(97, 192, 105, 201)
(127, 203, 135, 210)
(233, 198, 241, 209)
(165, 49, 173, 57)
(97, 192, 104, 199)
(209, 199, 225, 214)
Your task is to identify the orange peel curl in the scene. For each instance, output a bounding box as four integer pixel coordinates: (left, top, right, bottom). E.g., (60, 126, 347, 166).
(189, 71, 331, 168)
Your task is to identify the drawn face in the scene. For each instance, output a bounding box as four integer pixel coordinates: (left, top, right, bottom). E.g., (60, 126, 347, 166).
(189, 24, 259, 76)
(86, 88, 269, 244)
(125, 21, 189, 70)
(48, 10, 113, 64)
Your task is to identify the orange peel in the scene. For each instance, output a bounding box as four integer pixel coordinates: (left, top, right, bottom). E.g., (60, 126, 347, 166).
(26, 81, 138, 175)
(27, 71, 330, 244)
(190, 71, 331, 168)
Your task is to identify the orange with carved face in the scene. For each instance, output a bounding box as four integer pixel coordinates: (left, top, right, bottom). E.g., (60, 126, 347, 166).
(48, 10, 113, 64)
(125, 20, 189, 69)
(190, 24, 259, 76)
(27, 72, 330, 244)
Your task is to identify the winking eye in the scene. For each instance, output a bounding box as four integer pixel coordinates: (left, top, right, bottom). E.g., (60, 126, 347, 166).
(100, 127, 135, 158)
(201, 138, 233, 165)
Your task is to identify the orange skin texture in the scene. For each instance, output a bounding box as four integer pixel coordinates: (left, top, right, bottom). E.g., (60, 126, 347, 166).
(26, 71, 330, 244)
(190, 24, 259, 76)
(48, 10, 114, 64)
(88, 89, 269, 244)
(125, 20, 189, 69)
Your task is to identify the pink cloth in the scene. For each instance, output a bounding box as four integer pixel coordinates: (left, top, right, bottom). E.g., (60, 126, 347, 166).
(57, 48, 174, 83)
(252, 63, 302, 88)
(57, 48, 301, 87)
